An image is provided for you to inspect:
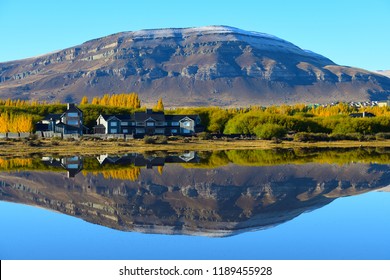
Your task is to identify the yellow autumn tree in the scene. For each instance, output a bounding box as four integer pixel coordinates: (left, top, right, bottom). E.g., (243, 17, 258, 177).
(0, 113, 10, 133)
(154, 97, 164, 111)
(80, 96, 89, 105)
(89, 93, 141, 108)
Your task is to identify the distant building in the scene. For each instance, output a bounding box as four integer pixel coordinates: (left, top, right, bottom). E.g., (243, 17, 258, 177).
(377, 100, 390, 107)
(93, 109, 203, 137)
(349, 112, 375, 118)
(36, 103, 87, 136)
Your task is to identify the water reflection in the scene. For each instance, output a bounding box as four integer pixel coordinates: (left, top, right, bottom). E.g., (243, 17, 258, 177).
(1, 148, 390, 237)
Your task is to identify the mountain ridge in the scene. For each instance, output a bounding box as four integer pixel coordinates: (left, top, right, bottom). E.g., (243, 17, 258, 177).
(1, 25, 389, 106)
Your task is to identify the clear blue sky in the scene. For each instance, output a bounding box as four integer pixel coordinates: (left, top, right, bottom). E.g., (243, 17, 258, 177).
(0, 0, 389, 71)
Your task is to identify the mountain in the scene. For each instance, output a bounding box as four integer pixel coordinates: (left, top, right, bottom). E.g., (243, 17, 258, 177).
(376, 70, 390, 78)
(1, 161, 388, 237)
(1, 25, 390, 106)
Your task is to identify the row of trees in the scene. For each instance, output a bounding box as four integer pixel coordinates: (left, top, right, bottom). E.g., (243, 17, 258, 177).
(1, 92, 390, 138)
(0, 113, 34, 133)
(88, 93, 141, 108)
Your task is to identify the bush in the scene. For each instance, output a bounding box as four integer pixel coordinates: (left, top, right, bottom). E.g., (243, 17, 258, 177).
(197, 132, 212, 140)
(51, 140, 60, 146)
(254, 123, 287, 140)
(155, 135, 168, 144)
(375, 133, 390, 140)
(294, 132, 329, 142)
(144, 136, 156, 144)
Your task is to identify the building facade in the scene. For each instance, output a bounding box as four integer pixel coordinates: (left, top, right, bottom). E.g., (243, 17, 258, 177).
(93, 109, 203, 137)
(36, 103, 86, 136)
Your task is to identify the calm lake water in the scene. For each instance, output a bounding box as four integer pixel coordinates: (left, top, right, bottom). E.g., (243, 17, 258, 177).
(0, 148, 389, 259)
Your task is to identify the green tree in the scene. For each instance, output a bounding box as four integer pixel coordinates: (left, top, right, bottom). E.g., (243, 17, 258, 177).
(254, 123, 287, 139)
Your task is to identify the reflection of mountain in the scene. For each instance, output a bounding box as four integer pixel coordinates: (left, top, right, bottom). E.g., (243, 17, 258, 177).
(1, 162, 389, 237)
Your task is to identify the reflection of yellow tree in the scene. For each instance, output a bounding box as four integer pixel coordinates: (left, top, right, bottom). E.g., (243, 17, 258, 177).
(157, 165, 164, 175)
(0, 158, 33, 170)
(88, 167, 141, 181)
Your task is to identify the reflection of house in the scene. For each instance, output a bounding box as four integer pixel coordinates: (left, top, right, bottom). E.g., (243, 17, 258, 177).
(349, 112, 375, 118)
(41, 156, 83, 178)
(36, 103, 86, 136)
(93, 109, 203, 137)
(97, 152, 199, 168)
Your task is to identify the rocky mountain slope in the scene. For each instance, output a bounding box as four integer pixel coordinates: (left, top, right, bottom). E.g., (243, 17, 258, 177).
(1, 25, 390, 106)
(1, 162, 388, 237)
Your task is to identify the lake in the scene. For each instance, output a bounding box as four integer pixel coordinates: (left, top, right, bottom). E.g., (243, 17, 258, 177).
(0, 148, 389, 259)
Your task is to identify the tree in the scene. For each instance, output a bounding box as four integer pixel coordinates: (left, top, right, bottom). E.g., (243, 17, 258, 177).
(80, 96, 89, 105)
(154, 98, 164, 111)
(254, 123, 287, 140)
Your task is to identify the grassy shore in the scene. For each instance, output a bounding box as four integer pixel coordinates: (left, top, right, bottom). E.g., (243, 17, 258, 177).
(1, 138, 390, 156)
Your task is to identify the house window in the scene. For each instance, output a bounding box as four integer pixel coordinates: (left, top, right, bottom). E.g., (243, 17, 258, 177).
(67, 112, 78, 117)
(171, 122, 179, 126)
(67, 120, 78, 126)
(156, 122, 164, 126)
(67, 164, 79, 169)
(155, 128, 165, 134)
(121, 121, 129, 126)
(123, 129, 128, 134)
(136, 122, 144, 126)
(110, 128, 117, 134)
(136, 128, 145, 134)
(171, 129, 178, 134)
(183, 121, 191, 127)
(110, 121, 117, 127)
(146, 122, 155, 127)
(182, 128, 191, 134)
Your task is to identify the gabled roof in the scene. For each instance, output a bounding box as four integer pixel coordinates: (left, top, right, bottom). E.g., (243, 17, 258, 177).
(135, 111, 165, 122)
(99, 114, 134, 121)
(165, 114, 199, 122)
(66, 103, 83, 114)
(41, 113, 62, 121)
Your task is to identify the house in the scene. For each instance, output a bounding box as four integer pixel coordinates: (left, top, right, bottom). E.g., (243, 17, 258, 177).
(36, 103, 86, 136)
(349, 112, 375, 118)
(377, 100, 390, 107)
(93, 109, 203, 137)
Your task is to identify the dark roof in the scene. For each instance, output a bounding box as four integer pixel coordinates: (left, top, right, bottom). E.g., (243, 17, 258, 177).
(134, 111, 165, 122)
(35, 123, 49, 131)
(55, 122, 82, 130)
(41, 113, 62, 121)
(66, 103, 83, 114)
(100, 114, 134, 121)
(165, 114, 199, 121)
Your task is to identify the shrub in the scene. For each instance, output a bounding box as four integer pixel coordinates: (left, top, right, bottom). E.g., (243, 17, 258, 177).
(197, 132, 212, 140)
(144, 136, 156, 144)
(294, 132, 329, 142)
(155, 135, 168, 144)
(254, 123, 287, 140)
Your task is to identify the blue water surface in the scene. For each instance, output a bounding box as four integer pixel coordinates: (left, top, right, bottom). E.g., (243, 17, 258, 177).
(0, 191, 389, 260)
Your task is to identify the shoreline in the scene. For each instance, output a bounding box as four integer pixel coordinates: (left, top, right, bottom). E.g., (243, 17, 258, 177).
(1, 138, 390, 156)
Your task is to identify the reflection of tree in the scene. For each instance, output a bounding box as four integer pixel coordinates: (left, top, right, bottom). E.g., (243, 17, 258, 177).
(89, 168, 141, 181)
(183, 148, 390, 168)
(0, 158, 33, 170)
